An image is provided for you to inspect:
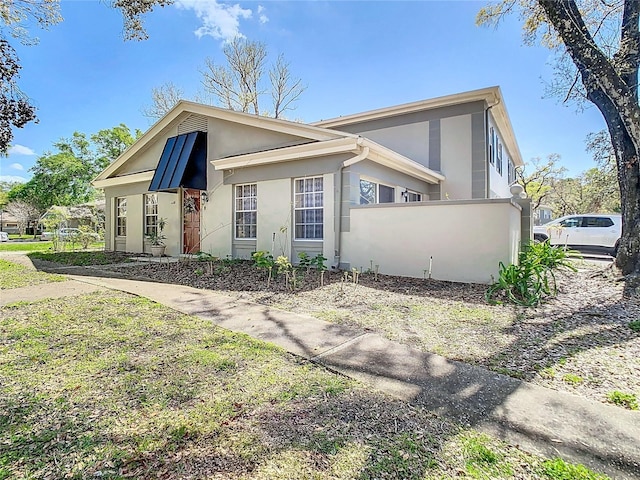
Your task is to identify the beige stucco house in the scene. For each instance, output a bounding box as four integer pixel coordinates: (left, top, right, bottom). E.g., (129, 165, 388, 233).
(94, 86, 527, 283)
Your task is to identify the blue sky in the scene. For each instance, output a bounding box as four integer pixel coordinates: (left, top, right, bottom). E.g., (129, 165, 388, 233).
(1, 0, 607, 183)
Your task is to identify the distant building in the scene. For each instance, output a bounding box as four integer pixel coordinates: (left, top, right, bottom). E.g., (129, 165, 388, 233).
(533, 205, 553, 226)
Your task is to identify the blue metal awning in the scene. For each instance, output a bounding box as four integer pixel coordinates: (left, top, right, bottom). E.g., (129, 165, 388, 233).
(149, 131, 207, 192)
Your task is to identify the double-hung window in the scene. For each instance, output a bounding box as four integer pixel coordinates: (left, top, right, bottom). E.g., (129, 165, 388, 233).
(359, 179, 395, 204)
(144, 193, 158, 237)
(116, 197, 127, 236)
(496, 143, 503, 175)
(235, 184, 257, 239)
(294, 177, 323, 240)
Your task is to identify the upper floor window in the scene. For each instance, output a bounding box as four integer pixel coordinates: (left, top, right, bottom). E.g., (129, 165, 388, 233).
(360, 179, 395, 204)
(235, 184, 257, 239)
(294, 177, 323, 240)
(116, 198, 127, 237)
(144, 193, 158, 237)
(496, 143, 503, 176)
(489, 127, 496, 165)
(507, 159, 516, 184)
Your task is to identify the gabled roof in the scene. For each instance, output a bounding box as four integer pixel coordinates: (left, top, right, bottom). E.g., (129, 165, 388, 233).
(94, 100, 354, 183)
(313, 86, 523, 166)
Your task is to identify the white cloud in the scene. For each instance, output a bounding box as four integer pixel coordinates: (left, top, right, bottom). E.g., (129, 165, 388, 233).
(0, 175, 27, 183)
(8, 144, 35, 156)
(175, 0, 253, 41)
(257, 5, 268, 24)
(9, 163, 24, 171)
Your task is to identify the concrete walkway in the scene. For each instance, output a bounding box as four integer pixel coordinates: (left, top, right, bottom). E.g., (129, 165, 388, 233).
(2, 264, 639, 479)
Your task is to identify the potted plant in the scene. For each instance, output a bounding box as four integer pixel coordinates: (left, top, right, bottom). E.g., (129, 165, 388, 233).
(145, 217, 167, 257)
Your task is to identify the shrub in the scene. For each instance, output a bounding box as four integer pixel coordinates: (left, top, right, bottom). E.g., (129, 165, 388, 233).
(607, 390, 638, 410)
(486, 242, 577, 306)
(629, 320, 640, 332)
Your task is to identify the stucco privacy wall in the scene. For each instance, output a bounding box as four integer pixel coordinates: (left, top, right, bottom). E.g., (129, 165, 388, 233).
(340, 199, 522, 284)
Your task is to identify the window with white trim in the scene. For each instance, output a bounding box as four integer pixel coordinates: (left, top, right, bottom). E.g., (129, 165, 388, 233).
(144, 193, 158, 237)
(359, 179, 395, 204)
(235, 184, 257, 239)
(116, 197, 127, 236)
(404, 190, 422, 202)
(496, 143, 503, 176)
(294, 177, 323, 240)
(507, 159, 516, 184)
(489, 127, 496, 165)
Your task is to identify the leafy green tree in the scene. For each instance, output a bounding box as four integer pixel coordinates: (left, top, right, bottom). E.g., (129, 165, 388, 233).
(91, 123, 142, 170)
(0, 0, 169, 154)
(9, 124, 138, 211)
(0, 180, 19, 209)
(516, 154, 566, 211)
(478, 0, 640, 284)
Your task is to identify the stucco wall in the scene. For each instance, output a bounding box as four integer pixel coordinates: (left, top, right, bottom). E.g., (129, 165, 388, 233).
(488, 111, 513, 198)
(351, 122, 430, 167)
(340, 199, 521, 284)
(440, 114, 473, 200)
(256, 178, 293, 257)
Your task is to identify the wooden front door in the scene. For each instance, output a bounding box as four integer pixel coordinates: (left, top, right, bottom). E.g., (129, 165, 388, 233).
(183, 189, 201, 254)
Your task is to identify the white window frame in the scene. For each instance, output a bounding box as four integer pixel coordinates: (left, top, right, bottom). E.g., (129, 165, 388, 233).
(294, 176, 323, 241)
(489, 127, 496, 165)
(234, 183, 257, 240)
(403, 189, 422, 202)
(359, 177, 395, 205)
(496, 143, 503, 176)
(116, 197, 127, 237)
(144, 193, 158, 238)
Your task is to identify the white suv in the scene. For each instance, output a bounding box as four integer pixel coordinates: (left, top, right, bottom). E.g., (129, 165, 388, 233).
(533, 214, 622, 257)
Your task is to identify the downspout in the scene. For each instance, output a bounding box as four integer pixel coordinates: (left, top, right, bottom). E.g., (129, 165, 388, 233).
(333, 140, 369, 270)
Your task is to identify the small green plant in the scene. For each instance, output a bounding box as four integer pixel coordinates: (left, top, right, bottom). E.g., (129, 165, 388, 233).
(562, 373, 583, 385)
(311, 253, 327, 271)
(486, 242, 577, 306)
(539, 367, 556, 379)
(539, 457, 608, 479)
(145, 217, 167, 246)
(607, 390, 638, 410)
(297, 252, 312, 272)
(628, 320, 640, 332)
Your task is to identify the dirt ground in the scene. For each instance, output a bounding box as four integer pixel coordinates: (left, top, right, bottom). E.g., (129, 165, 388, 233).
(106, 258, 640, 408)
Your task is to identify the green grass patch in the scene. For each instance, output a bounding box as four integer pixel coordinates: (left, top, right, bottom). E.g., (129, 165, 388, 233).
(0, 259, 66, 290)
(606, 390, 638, 410)
(0, 240, 104, 253)
(539, 457, 609, 479)
(0, 240, 54, 253)
(629, 320, 640, 332)
(562, 373, 584, 385)
(28, 250, 131, 266)
(0, 291, 612, 479)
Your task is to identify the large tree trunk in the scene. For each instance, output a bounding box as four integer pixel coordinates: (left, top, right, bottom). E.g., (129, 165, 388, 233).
(592, 87, 640, 278)
(539, 0, 640, 289)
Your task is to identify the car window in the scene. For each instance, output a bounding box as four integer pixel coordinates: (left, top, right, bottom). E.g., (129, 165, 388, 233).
(559, 217, 581, 228)
(582, 217, 614, 228)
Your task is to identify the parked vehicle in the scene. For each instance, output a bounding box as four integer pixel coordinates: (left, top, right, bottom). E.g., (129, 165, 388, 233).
(0, 232, 8, 242)
(533, 214, 622, 257)
(40, 228, 100, 242)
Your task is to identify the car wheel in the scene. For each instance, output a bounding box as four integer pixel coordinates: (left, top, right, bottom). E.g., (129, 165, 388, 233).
(612, 240, 620, 258)
(534, 234, 548, 244)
